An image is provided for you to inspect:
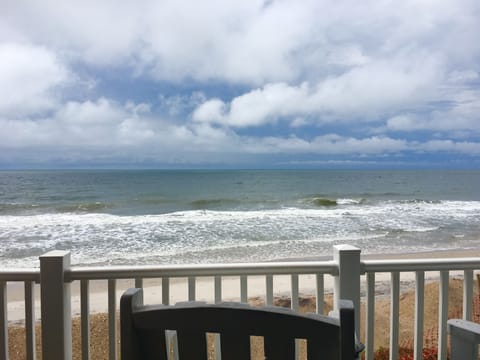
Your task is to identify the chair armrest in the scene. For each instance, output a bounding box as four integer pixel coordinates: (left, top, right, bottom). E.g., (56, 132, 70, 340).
(448, 319, 480, 360)
(448, 319, 480, 343)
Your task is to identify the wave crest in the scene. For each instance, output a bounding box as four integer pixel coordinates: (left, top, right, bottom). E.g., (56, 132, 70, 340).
(311, 198, 337, 207)
(191, 198, 240, 209)
(56, 202, 111, 213)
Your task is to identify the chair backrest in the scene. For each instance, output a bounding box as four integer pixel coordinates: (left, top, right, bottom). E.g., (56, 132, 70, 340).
(120, 288, 355, 360)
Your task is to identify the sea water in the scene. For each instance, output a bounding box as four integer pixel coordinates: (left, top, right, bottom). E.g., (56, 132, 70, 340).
(1, 169, 480, 267)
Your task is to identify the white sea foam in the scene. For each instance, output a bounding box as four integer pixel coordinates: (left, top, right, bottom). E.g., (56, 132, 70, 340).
(336, 198, 364, 205)
(2, 200, 480, 267)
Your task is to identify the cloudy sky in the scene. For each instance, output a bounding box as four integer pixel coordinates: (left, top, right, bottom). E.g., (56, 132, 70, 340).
(1, 0, 480, 169)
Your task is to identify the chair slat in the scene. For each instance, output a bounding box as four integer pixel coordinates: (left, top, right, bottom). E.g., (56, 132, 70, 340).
(140, 331, 168, 360)
(220, 333, 251, 360)
(264, 336, 296, 359)
(176, 331, 208, 360)
(307, 336, 340, 359)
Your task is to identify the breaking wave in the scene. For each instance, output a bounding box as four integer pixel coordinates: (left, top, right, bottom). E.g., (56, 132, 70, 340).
(2, 199, 480, 267)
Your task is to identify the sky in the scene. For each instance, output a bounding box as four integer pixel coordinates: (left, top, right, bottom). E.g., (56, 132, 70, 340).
(1, 0, 480, 169)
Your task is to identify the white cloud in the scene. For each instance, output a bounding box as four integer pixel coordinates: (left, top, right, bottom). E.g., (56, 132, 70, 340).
(228, 83, 309, 126)
(4, 0, 478, 84)
(3, 96, 480, 163)
(250, 135, 409, 155)
(422, 140, 480, 155)
(0, 97, 240, 161)
(447, 70, 479, 83)
(193, 83, 311, 127)
(0, 43, 68, 116)
(138, 0, 321, 83)
(1, 0, 480, 166)
(386, 115, 420, 132)
(384, 90, 480, 135)
(193, 53, 444, 127)
(193, 99, 226, 124)
(1, 1, 142, 65)
(1, 98, 153, 148)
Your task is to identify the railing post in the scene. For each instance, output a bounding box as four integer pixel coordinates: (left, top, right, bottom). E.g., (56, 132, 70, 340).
(334, 244, 361, 336)
(40, 251, 72, 360)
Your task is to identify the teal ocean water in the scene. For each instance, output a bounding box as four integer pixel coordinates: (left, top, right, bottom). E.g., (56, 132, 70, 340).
(1, 170, 480, 267)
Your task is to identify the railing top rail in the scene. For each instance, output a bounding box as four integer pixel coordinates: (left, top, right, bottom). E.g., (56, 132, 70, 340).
(68, 260, 338, 281)
(2, 256, 480, 282)
(362, 257, 480, 273)
(0, 268, 40, 282)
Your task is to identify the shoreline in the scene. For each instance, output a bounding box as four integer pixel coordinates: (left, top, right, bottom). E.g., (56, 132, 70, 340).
(5, 248, 480, 324)
(276, 247, 480, 262)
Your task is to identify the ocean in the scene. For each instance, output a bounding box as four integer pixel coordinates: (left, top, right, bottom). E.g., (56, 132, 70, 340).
(1, 169, 480, 268)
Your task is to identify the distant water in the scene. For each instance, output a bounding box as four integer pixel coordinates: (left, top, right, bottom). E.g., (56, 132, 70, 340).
(1, 169, 480, 267)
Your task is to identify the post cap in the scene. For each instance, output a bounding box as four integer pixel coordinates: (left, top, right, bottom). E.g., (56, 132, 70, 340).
(40, 250, 71, 259)
(333, 244, 361, 252)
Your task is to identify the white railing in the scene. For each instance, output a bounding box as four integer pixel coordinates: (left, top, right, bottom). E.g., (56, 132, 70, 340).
(1, 245, 479, 360)
(363, 258, 480, 360)
(0, 269, 39, 360)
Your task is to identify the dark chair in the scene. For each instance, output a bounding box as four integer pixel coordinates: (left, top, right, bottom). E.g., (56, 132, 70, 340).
(121, 288, 356, 360)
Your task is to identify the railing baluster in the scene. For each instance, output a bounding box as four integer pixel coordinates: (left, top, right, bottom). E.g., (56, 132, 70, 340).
(214, 276, 222, 304)
(365, 272, 375, 360)
(24, 281, 36, 360)
(315, 273, 324, 315)
(390, 272, 400, 360)
(240, 275, 248, 303)
(81, 280, 90, 360)
(134, 278, 143, 288)
(0, 281, 8, 360)
(266, 275, 273, 306)
(291, 274, 299, 311)
(463, 269, 473, 320)
(188, 276, 196, 301)
(414, 271, 424, 360)
(162, 277, 170, 305)
(438, 271, 449, 360)
(108, 279, 117, 360)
